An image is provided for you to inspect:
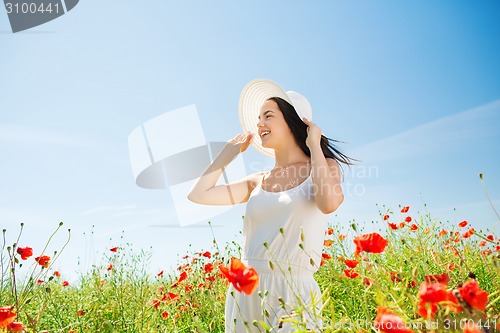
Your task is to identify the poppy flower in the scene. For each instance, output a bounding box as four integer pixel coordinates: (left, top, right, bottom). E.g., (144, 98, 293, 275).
(326, 227, 334, 235)
(157, 270, 164, 277)
(53, 271, 60, 278)
(16, 246, 33, 260)
(322, 253, 332, 260)
(486, 234, 494, 241)
(462, 228, 475, 239)
(388, 223, 398, 230)
(458, 279, 488, 311)
(161, 310, 169, 319)
(110, 247, 118, 252)
(374, 306, 414, 333)
(405, 216, 412, 223)
(171, 271, 188, 288)
(398, 222, 405, 229)
(400, 206, 410, 213)
(35, 255, 51, 268)
(354, 233, 388, 255)
(338, 234, 346, 240)
(458, 220, 468, 228)
(162, 292, 179, 303)
(478, 241, 486, 247)
(107, 264, 113, 271)
(424, 273, 450, 285)
(344, 269, 359, 278)
(324, 239, 333, 247)
(0, 306, 17, 328)
(383, 214, 389, 221)
(438, 229, 448, 237)
(204, 263, 214, 274)
(77, 310, 85, 316)
(410, 224, 418, 231)
(344, 259, 359, 268)
(218, 258, 259, 295)
(62, 281, 69, 287)
(201, 251, 211, 259)
(152, 299, 161, 309)
(6, 321, 24, 332)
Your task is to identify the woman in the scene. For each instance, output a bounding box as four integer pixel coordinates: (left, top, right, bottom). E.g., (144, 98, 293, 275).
(188, 79, 354, 332)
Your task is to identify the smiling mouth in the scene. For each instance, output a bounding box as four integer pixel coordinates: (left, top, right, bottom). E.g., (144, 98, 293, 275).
(260, 131, 270, 138)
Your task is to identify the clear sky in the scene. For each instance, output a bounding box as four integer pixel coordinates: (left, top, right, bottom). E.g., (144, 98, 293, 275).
(1, 1, 499, 279)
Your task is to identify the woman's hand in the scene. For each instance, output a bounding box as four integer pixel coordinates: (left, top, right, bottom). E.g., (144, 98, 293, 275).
(303, 118, 322, 150)
(228, 132, 254, 153)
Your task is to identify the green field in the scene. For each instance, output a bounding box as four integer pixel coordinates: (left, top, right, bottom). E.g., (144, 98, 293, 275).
(1, 205, 499, 333)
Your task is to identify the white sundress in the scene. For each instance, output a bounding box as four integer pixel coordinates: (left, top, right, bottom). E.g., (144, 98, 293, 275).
(224, 173, 328, 333)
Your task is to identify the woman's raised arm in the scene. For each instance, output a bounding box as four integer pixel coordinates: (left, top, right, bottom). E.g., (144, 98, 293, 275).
(187, 133, 260, 206)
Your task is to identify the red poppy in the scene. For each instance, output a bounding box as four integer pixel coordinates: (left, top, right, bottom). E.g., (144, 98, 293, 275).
(388, 223, 398, 230)
(157, 270, 164, 277)
(400, 206, 410, 213)
(364, 277, 372, 286)
(383, 214, 389, 221)
(390, 272, 401, 283)
(458, 220, 468, 228)
(344, 259, 359, 268)
(171, 271, 188, 288)
(338, 234, 346, 240)
(53, 271, 60, 278)
(218, 258, 259, 295)
(77, 310, 85, 316)
(398, 222, 405, 229)
(162, 292, 179, 303)
(418, 282, 448, 304)
(458, 279, 488, 311)
(16, 246, 33, 260)
(410, 224, 418, 231)
(35, 255, 51, 268)
(204, 263, 214, 274)
(374, 306, 414, 333)
(478, 240, 486, 247)
(62, 281, 69, 287)
(343, 269, 359, 278)
(424, 273, 450, 285)
(438, 229, 448, 237)
(322, 253, 332, 260)
(354, 233, 388, 255)
(486, 234, 494, 241)
(152, 299, 161, 309)
(110, 247, 118, 252)
(201, 251, 211, 259)
(161, 310, 169, 319)
(0, 306, 17, 329)
(326, 227, 334, 235)
(462, 228, 475, 239)
(405, 216, 412, 223)
(107, 264, 113, 271)
(6, 321, 23, 332)
(324, 239, 333, 247)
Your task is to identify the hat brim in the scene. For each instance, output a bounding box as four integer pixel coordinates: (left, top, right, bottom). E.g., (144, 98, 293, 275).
(238, 79, 292, 157)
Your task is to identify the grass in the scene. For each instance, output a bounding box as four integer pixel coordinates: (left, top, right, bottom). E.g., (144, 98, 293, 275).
(1, 204, 499, 333)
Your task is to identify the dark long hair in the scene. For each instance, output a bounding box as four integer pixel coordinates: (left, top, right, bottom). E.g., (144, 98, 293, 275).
(268, 97, 359, 173)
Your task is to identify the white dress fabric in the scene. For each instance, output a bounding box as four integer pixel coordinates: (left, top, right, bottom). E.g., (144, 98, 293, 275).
(225, 173, 328, 332)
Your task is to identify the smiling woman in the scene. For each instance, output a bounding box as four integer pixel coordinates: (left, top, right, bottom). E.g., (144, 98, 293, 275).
(188, 78, 356, 332)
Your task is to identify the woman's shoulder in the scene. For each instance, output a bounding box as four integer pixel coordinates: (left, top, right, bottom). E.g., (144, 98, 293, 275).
(245, 171, 267, 191)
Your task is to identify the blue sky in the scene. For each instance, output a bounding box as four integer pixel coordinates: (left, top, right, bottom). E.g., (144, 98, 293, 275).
(1, 1, 499, 279)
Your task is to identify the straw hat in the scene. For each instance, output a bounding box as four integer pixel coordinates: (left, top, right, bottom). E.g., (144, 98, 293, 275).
(238, 79, 312, 157)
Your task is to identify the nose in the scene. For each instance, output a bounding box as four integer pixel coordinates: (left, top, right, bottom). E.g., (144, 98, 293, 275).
(257, 118, 265, 128)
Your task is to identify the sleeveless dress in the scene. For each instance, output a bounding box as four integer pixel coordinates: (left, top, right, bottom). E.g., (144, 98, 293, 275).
(224, 172, 328, 332)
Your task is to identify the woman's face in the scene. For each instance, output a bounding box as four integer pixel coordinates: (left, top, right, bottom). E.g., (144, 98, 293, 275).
(257, 99, 293, 149)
